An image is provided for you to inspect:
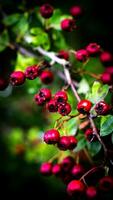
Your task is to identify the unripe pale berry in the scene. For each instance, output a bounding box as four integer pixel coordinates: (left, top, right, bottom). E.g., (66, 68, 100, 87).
(40, 162, 52, 176)
(75, 49, 89, 62)
(10, 71, 26, 86)
(67, 180, 85, 196)
(44, 129, 60, 144)
(40, 70, 54, 84)
(77, 99, 92, 114)
(39, 4, 54, 19)
(61, 19, 76, 32)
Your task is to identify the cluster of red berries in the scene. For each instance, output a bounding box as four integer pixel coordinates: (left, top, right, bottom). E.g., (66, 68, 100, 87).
(101, 66, 113, 85)
(9, 64, 54, 86)
(40, 156, 113, 198)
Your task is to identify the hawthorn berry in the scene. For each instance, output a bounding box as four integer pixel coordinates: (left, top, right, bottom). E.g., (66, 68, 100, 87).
(0, 77, 8, 90)
(61, 19, 76, 32)
(75, 49, 89, 62)
(57, 136, 70, 151)
(25, 65, 39, 80)
(61, 156, 75, 172)
(99, 176, 113, 192)
(67, 180, 85, 196)
(70, 5, 82, 17)
(86, 186, 97, 199)
(39, 88, 52, 101)
(71, 164, 84, 179)
(94, 101, 110, 115)
(52, 164, 61, 176)
(58, 103, 71, 116)
(40, 162, 52, 176)
(86, 43, 101, 55)
(58, 50, 69, 60)
(54, 90, 68, 105)
(105, 66, 113, 74)
(101, 72, 112, 84)
(44, 129, 60, 144)
(68, 136, 78, 150)
(39, 4, 54, 19)
(77, 99, 92, 114)
(40, 70, 54, 84)
(85, 128, 97, 142)
(100, 51, 113, 65)
(10, 71, 26, 86)
(46, 99, 58, 112)
(34, 94, 45, 106)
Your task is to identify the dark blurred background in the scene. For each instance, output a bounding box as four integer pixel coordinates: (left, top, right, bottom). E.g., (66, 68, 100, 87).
(0, 0, 113, 199)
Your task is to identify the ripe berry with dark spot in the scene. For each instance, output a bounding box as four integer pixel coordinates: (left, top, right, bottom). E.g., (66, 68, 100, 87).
(70, 5, 82, 17)
(86, 43, 101, 55)
(61, 156, 75, 172)
(85, 128, 97, 142)
(52, 164, 61, 176)
(68, 136, 78, 150)
(57, 136, 70, 151)
(0, 77, 8, 90)
(61, 19, 76, 32)
(95, 101, 110, 115)
(25, 65, 39, 80)
(99, 176, 113, 192)
(101, 72, 112, 84)
(77, 99, 92, 114)
(54, 90, 68, 105)
(100, 51, 113, 65)
(10, 71, 26, 86)
(34, 94, 45, 106)
(71, 164, 84, 179)
(58, 50, 69, 60)
(40, 162, 52, 176)
(46, 99, 58, 112)
(44, 129, 60, 144)
(39, 4, 54, 19)
(67, 180, 85, 196)
(39, 88, 51, 101)
(58, 103, 71, 116)
(75, 49, 89, 62)
(40, 70, 54, 84)
(86, 186, 97, 199)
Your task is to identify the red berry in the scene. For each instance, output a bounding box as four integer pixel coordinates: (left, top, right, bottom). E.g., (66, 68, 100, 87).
(77, 99, 92, 114)
(105, 66, 113, 74)
(54, 90, 68, 104)
(44, 129, 60, 144)
(58, 103, 71, 116)
(25, 65, 39, 80)
(99, 176, 113, 191)
(58, 50, 69, 60)
(67, 180, 85, 196)
(46, 99, 58, 112)
(57, 136, 70, 151)
(86, 186, 97, 199)
(94, 101, 110, 115)
(34, 94, 45, 106)
(39, 88, 51, 101)
(86, 43, 100, 55)
(61, 19, 76, 32)
(85, 128, 97, 142)
(71, 164, 84, 179)
(52, 164, 61, 176)
(68, 136, 78, 150)
(40, 70, 54, 84)
(70, 5, 82, 17)
(61, 156, 75, 172)
(100, 51, 113, 65)
(10, 71, 25, 86)
(39, 4, 54, 19)
(75, 49, 89, 62)
(40, 162, 52, 176)
(101, 72, 112, 84)
(0, 77, 8, 90)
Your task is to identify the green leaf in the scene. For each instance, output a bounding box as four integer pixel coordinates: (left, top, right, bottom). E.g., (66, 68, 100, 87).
(87, 141, 102, 156)
(52, 30, 68, 49)
(78, 78, 90, 94)
(3, 13, 20, 26)
(86, 81, 109, 104)
(49, 9, 72, 30)
(0, 30, 9, 52)
(74, 137, 87, 152)
(100, 115, 113, 136)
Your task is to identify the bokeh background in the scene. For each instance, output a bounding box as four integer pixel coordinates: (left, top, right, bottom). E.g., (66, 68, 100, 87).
(0, 0, 113, 199)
